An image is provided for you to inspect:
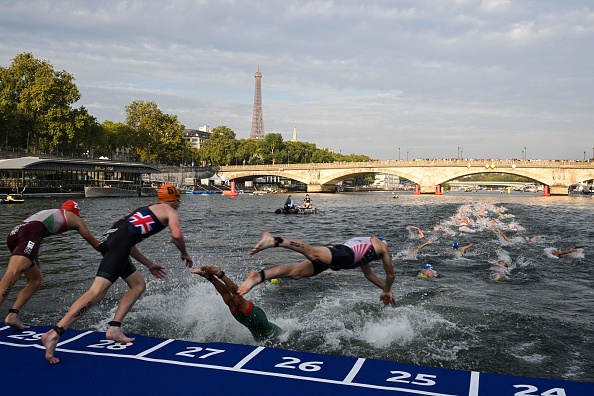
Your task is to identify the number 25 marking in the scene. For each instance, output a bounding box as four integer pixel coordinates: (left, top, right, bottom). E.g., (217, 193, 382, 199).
(387, 371, 436, 386)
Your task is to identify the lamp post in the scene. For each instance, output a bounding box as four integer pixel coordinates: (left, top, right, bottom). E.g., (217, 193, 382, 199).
(457, 146, 460, 160)
(398, 147, 400, 161)
(521, 150, 524, 161)
(524, 146, 527, 161)
(406, 151, 409, 161)
(584, 151, 586, 161)
(460, 147, 463, 159)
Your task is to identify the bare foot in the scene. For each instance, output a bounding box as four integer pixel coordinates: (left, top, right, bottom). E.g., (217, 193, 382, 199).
(41, 329, 61, 364)
(237, 270, 262, 296)
(5, 312, 31, 330)
(249, 232, 276, 256)
(200, 266, 223, 277)
(106, 326, 136, 343)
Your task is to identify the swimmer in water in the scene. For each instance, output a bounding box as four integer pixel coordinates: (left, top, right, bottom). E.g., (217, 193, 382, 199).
(192, 266, 283, 341)
(489, 261, 510, 282)
(417, 264, 437, 279)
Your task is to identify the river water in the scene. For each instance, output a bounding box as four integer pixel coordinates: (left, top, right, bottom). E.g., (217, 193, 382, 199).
(1, 191, 592, 383)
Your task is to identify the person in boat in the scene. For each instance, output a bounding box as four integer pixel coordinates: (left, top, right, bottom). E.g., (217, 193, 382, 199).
(42, 184, 193, 364)
(283, 195, 295, 212)
(417, 263, 437, 279)
(302, 194, 313, 209)
(0, 200, 101, 330)
(237, 233, 396, 307)
(451, 241, 474, 257)
(192, 266, 283, 342)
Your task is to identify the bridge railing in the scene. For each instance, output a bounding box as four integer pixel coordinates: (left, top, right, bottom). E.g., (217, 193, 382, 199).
(222, 158, 593, 170)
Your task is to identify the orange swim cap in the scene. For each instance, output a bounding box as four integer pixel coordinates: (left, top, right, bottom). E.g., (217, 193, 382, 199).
(61, 200, 80, 216)
(158, 184, 181, 203)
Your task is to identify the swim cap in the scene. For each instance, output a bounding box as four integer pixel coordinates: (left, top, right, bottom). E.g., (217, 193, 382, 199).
(452, 242, 459, 249)
(158, 184, 181, 203)
(61, 200, 80, 216)
(424, 264, 433, 270)
(378, 237, 388, 245)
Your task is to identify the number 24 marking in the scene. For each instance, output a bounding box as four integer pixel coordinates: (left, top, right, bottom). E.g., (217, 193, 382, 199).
(514, 385, 566, 396)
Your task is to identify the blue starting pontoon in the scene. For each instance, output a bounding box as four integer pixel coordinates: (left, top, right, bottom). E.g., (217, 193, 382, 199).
(1, 324, 591, 395)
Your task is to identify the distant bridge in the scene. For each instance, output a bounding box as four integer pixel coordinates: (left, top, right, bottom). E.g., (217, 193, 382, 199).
(219, 159, 594, 195)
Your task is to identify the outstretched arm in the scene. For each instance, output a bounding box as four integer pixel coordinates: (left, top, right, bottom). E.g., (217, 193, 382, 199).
(68, 213, 100, 251)
(166, 209, 193, 268)
(130, 246, 165, 279)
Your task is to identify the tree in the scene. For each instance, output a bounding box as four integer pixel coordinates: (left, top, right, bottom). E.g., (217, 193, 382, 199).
(0, 53, 81, 154)
(260, 133, 284, 164)
(125, 100, 189, 164)
(199, 126, 238, 165)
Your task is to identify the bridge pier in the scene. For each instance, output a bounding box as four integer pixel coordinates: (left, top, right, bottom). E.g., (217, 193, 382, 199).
(549, 185, 569, 196)
(307, 184, 337, 193)
(419, 185, 435, 194)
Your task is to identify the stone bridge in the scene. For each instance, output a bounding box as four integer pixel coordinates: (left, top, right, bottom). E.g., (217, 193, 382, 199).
(219, 159, 594, 195)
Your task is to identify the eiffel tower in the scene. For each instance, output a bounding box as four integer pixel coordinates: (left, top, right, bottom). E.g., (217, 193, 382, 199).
(249, 65, 265, 140)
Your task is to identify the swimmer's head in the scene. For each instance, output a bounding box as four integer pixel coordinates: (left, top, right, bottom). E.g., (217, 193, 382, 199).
(270, 278, 280, 284)
(61, 200, 80, 216)
(452, 242, 459, 249)
(424, 264, 433, 270)
(377, 237, 388, 245)
(158, 183, 181, 203)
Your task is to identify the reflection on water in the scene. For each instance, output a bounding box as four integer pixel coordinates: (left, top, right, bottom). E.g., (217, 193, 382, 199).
(0, 192, 593, 382)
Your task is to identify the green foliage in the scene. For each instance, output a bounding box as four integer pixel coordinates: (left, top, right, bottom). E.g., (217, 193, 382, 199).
(0, 52, 81, 153)
(125, 100, 190, 164)
(198, 125, 238, 165)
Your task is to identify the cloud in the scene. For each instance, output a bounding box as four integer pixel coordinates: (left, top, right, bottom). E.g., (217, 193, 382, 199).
(1, 0, 593, 160)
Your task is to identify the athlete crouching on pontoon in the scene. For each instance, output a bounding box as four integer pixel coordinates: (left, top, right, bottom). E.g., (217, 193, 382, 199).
(237, 233, 396, 306)
(193, 266, 282, 341)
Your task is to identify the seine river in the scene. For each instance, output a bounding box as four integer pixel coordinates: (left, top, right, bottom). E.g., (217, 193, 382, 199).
(1, 191, 592, 383)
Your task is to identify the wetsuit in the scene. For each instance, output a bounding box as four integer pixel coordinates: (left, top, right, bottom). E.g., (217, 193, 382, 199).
(232, 301, 282, 341)
(312, 237, 378, 275)
(96, 205, 166, 283)
(7, 209, 70, 262)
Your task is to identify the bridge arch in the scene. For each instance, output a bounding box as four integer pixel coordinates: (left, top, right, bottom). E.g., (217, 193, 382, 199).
(220, 160, 594, 195)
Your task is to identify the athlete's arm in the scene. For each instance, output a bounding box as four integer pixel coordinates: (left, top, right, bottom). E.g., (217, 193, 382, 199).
(67, 212, 100, 251)
(130, 246, 165, 279)
(163, 206, 193, 268)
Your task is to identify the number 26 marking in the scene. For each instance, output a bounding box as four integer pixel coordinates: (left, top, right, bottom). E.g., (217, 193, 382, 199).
(275, 357, 323, 372)
(387, 371, 436, 386)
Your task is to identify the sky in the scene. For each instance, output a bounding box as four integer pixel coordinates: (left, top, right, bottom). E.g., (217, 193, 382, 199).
(1, 0, 593, 161)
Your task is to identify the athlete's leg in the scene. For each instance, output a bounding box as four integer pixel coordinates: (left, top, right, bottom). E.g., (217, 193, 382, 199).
(237, 260, 315, 296)
(5, 260, 43, 329)
(249, 232, 332, 263)
(106, 271, 146, 343)
(0, 255, 33, 309)
(42, 276, 113, 364)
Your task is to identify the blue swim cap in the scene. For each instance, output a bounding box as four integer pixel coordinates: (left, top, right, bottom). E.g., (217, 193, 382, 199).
(424, 264, 433, 270)
(452, 242, 459, 249)
(378, 237, 388, 245)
